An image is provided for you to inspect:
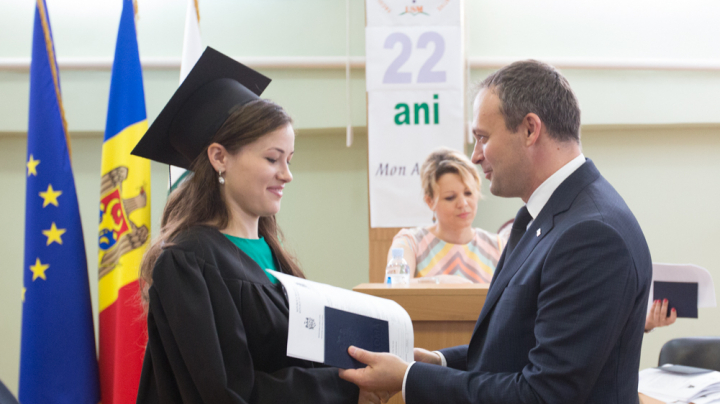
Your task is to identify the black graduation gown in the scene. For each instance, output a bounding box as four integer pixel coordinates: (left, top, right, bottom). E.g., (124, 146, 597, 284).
(136, 225, 358, 404)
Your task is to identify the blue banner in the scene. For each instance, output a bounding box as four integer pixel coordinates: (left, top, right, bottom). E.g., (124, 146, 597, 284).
(19, 1, 100, 403)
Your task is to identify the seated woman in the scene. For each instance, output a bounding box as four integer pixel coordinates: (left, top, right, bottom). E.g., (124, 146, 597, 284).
(389, 148, 504, 284)
(132, 48, 359, 403)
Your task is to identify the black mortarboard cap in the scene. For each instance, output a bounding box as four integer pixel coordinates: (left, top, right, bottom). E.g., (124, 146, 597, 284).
(131, 46, 271, 169)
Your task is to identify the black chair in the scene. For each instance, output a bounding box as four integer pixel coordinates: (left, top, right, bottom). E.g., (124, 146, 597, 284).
(658, 337, 720, 372)
(0, 379, 19, 404)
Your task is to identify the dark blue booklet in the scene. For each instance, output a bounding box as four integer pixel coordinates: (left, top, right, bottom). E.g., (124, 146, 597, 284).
(324, 307, 389, 369)
(653, 281, 698, 318)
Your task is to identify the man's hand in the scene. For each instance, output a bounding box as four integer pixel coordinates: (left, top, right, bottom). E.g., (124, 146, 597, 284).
(413, 348, 442, 365)
(645, 299, 677, 332)
(358, 389, 392, 404)
(338, 346, 407, 394)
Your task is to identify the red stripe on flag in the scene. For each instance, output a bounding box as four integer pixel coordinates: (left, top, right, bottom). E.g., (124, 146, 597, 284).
(99, 281, 147, 404)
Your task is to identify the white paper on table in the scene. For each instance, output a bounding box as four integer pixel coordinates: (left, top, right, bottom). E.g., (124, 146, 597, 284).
(639, 367, 720, 402)
(693, 389, 720, 404)
(268, 270, 414, 365)
(648, 263, 717, 312)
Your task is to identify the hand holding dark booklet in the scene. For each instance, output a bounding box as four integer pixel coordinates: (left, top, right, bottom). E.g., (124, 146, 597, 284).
(653, 281, 698, 318)
(324, 307, 390, 369)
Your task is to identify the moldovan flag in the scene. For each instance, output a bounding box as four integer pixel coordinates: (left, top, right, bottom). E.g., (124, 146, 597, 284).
(169, 0, 203, 190)
(20, 1, 100, 403)
(98, 0, 151, 403)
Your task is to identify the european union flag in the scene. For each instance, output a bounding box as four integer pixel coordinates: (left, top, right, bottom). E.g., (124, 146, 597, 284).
(19, 1, 100, 403)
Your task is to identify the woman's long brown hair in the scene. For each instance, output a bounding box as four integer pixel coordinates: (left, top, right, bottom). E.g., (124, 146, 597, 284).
(140, 99, 304, 303)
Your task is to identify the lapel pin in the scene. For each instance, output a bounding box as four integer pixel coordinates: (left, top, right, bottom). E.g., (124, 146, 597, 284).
(536, 228, 542, 237)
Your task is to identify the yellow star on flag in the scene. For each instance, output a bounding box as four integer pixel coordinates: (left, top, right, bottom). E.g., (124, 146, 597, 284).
(30, 258, 49, 281)
(22, 287, 26, 302)
(42, 222, 66, 245)
(27, 154, 40, 177)
(39, 184, 62, 207)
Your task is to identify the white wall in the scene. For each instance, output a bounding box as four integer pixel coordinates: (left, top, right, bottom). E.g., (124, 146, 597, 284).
(1, 0, 720, 133)
(1, 0, 719, 396)
(467, 0, 720, 60)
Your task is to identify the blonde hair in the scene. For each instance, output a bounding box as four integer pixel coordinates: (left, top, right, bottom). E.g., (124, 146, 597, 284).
(420, 148, 482, 204)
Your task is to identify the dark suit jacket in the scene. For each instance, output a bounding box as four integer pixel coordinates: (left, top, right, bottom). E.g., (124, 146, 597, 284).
(406, 160, 652, 404)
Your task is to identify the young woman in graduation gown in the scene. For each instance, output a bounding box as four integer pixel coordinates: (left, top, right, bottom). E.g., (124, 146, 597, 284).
(131, 48, 363, 404)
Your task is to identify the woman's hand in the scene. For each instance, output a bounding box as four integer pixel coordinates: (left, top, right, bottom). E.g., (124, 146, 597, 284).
(413, 348, 442, 365)
(645, 299, 677, 332)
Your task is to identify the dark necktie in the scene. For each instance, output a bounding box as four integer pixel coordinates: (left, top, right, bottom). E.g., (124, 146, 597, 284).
(505, 206, 533, 258)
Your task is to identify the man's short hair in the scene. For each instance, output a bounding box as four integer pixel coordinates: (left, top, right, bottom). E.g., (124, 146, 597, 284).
(478, 60, 581, 143)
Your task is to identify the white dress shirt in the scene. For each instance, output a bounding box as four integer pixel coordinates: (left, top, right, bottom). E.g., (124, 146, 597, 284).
(401, 153, 586, 402)
(525, 153, 585, 222)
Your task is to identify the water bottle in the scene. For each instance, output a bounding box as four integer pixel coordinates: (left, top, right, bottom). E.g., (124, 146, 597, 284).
(385, 248, 409, 286)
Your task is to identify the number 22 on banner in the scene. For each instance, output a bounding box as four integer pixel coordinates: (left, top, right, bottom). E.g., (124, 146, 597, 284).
(366, 26, 462, 92)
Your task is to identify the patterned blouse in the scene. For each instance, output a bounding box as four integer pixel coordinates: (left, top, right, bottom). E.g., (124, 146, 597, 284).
(392, 227, 505, 284)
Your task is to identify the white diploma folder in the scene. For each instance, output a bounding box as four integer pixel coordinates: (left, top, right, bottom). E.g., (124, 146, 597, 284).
(268, 270, 414, 366)
(649, 263, 717, 312)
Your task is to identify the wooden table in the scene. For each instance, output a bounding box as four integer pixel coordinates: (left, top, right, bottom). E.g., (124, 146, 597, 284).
(353, 283, 488, 351)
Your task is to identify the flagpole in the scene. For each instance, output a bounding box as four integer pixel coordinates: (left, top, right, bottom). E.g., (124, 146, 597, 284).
(20, 1, 99, 402)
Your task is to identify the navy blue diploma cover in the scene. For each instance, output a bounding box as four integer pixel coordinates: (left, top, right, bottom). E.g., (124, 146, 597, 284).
(324, 307, 389, 369)
(653, 281, 698, 318)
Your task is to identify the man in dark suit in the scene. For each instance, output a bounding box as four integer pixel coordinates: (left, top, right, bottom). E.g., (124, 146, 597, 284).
(340, 60, 652, 404)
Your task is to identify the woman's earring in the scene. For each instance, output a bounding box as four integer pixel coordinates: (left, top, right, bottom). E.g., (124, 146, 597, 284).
(218, 170, 225, 185)
(432, 212, 436, 223)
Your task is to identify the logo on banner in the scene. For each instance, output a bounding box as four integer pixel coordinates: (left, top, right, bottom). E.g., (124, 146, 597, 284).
(393, 0, 454, 17)
(400, 2, 428, 16)
(368, 0, 459, 27)
(98, 166, 148, 276)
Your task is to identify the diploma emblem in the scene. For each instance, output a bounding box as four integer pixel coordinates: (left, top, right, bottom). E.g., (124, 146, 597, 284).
(304, 317, 316, 330)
